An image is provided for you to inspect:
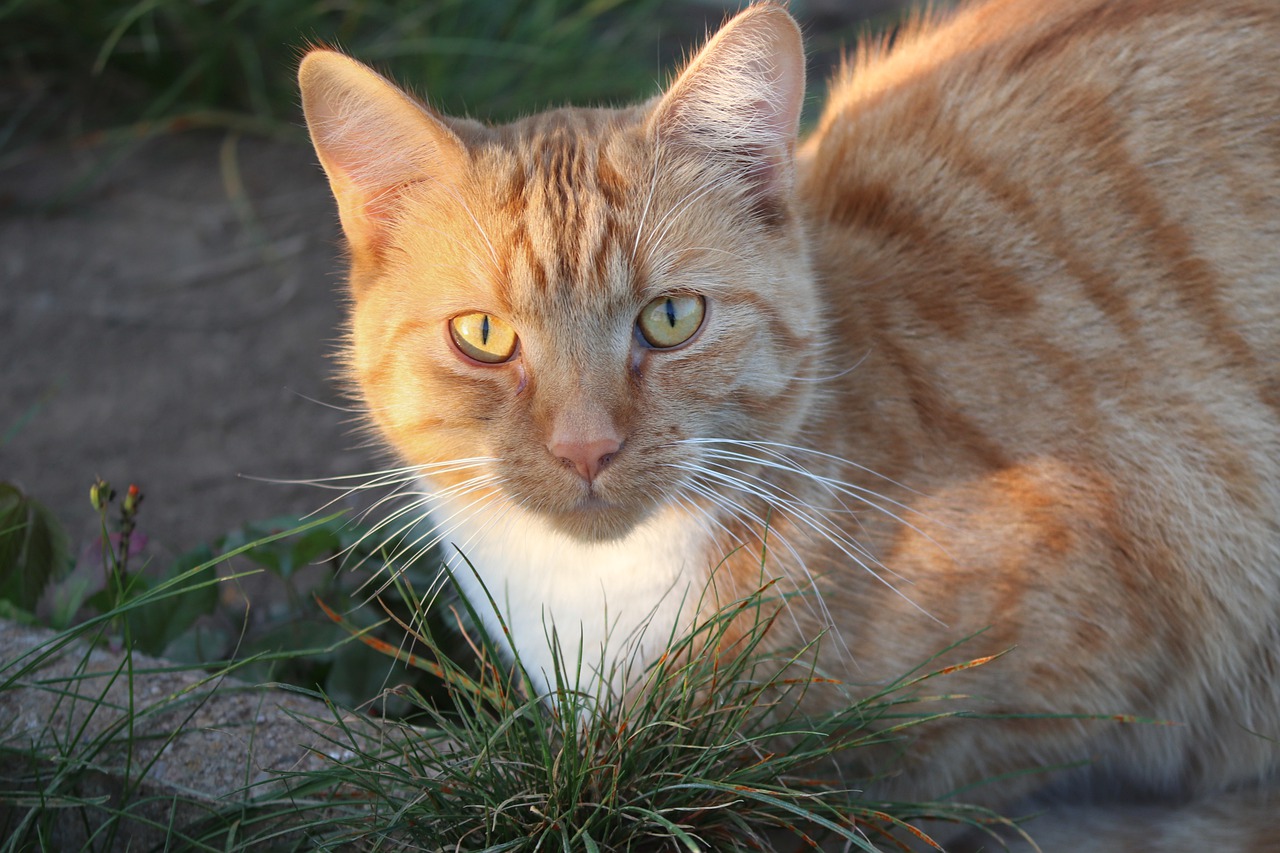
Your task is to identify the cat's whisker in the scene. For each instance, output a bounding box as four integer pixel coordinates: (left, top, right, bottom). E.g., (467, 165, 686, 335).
(346, 483, 431, 533)
(675, 459, 939, 629)
(343, 494, 434, 578)
(697, 453, 861, 516)
(668, 487, 745, 547)
(688, 440, 951, 546)
(678, 473, 842, 620)
(353, 477, 504, 603)
(342, 483, 482, 579)
(242, 470, 416, 491)
(643, 244, 755, 279)
(443, 490, 524, 578)
(693, 442, 956, 562)
(679, 438, 925, 497)
(640, 169, 740, 268)
(338, 469, 498, 576)
(439, 186, 502, 274)
(253, 457, 499, 488)
(345, 484, 443, 544)
(787, 349, 872, 384)
(697, 446, 942, 546)
(303, 478, 416, 519)
(679, 459, 896, 582)
(676, 476, 835, 654)
(281, 459, 496, 526)
(630, 146, 662, 266)
(396, 218, 497, 274)
(393, 565, 459, 655)
(677, 245, 752, 263)
(283, 388, 368, 414)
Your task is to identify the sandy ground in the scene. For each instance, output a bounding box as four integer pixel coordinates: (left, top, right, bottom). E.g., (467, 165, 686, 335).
(2, 132, 368, 561)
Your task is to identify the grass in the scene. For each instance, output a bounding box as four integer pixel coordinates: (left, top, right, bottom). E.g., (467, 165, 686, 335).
(304, 561, 1024, 851)
(0, 495, 1027, 851)
(0, 517, 312, 850)
(1, 0, 667, 159)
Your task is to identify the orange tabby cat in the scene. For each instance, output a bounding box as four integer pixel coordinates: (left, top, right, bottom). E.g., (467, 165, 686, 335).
(299, 0, 1280, 848)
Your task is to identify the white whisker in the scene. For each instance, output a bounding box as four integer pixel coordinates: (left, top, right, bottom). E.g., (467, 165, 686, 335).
(677, 476, 827, 649)
(631, 146, 663, 265)
(353, 475, 503, 603)
(669, 436, 946, 629)
(789, 349, 872, 383)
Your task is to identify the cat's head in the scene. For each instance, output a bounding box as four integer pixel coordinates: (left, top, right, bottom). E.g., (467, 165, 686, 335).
(300, 4, 823, 543)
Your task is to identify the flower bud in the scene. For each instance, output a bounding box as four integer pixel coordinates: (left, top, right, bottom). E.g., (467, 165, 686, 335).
(90, 478, 113, 511)
(123, 484, 143, 516)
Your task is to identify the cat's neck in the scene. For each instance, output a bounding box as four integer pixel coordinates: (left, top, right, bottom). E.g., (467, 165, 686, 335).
(431, 481, 715, 697)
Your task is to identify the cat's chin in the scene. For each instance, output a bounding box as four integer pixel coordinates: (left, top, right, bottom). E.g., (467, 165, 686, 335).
(540, 496, 654, 543)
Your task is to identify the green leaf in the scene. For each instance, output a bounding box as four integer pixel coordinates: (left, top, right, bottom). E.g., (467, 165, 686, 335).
(0, 597, 39, 626)
(282, 524, 342, 579)
(125, 550, 219, 656)
(45, 573, 93, 630)
(219, 515, 341, 578)
(0, 481, 71, 610)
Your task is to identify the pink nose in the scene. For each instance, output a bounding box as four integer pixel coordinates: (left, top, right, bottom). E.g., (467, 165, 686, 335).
(548, 436, 621, 484)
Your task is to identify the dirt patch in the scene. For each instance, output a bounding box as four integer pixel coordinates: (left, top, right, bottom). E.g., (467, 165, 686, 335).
(2, 132, 369, 560)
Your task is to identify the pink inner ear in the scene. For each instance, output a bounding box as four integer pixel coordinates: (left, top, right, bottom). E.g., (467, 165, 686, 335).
(300, 51, 467, 259)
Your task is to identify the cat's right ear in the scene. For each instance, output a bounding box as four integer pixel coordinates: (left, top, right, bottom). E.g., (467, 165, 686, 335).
(298, 50, 466, 262)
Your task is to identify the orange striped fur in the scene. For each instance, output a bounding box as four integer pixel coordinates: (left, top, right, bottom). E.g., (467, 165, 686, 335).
(300, 1, 1280, 848)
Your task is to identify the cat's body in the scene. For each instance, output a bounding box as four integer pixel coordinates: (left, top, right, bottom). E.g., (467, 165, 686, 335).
(300, 0, 1280, 848)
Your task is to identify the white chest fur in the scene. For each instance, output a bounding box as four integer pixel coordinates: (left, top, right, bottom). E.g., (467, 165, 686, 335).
(425, 486, 713, 699)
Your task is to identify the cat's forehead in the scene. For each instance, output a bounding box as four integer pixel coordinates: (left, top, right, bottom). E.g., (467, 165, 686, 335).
(461, 106, 656, 313)
(492, 106, 643, 156)
(452, 106, 648, 181)
(481, 107, 648, 211)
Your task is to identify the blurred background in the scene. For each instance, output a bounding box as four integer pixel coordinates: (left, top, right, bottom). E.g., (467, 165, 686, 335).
(0, 0, 922, 565)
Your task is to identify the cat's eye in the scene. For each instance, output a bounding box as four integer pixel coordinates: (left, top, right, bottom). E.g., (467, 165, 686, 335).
(449, 312, 518, 364)
(637, 295, 705, 348)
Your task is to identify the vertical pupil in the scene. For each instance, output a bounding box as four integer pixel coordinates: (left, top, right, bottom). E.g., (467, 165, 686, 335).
(664, 299, 677, 328)
(481, 315, 490, 345)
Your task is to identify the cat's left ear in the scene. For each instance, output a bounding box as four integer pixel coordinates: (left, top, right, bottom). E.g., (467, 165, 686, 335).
(651, 3, 805, 202)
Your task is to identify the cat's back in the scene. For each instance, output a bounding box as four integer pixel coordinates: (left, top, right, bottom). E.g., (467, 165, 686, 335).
(809, 0, 1280, 162)
(793, 2, 1280, 832)
(800, 0, 1280, 450)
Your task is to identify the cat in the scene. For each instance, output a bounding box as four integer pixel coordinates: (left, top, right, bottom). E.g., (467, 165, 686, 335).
(298, 0, 1280, 849)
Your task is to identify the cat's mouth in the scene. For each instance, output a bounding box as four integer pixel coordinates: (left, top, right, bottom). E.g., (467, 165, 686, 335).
(545, 492, 648, 542)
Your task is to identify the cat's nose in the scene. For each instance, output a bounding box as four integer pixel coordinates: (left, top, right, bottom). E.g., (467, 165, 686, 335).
(548, 436, 622, 484)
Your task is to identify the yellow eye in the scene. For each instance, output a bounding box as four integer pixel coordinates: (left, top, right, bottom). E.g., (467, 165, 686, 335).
(637, 295, 705, 348)
(449, 312, 518, 364)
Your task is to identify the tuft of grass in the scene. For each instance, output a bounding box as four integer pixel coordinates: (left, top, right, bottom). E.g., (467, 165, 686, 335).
(300, 560, 1024, 851)
(0, 514, 352, 850)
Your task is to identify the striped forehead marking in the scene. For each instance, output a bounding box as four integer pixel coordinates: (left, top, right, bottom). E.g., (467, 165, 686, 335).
(497, 111, 637, 302)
